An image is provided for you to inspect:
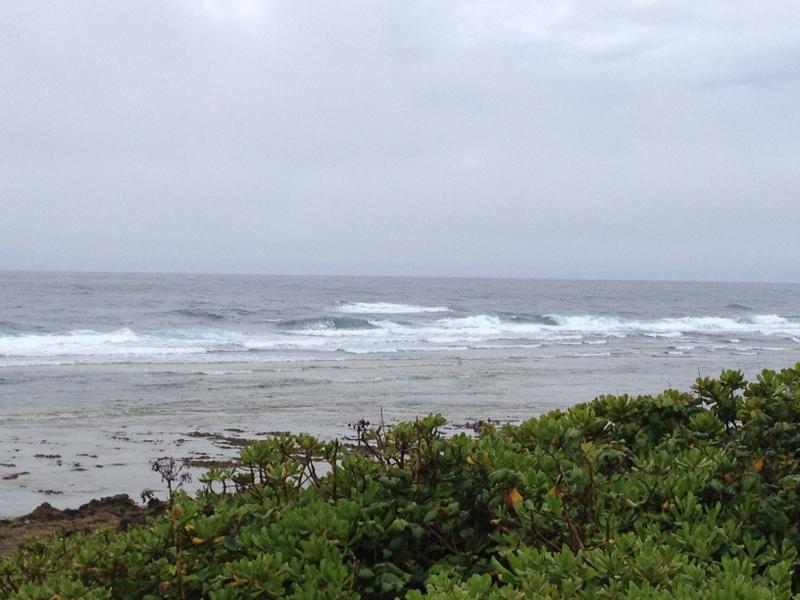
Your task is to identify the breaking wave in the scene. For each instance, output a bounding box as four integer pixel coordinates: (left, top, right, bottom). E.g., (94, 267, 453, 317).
(279, 317, 375, 330)
(541, 314, 800, 336)
(336, 302, 450, 314)
(1, 314, 798, 366)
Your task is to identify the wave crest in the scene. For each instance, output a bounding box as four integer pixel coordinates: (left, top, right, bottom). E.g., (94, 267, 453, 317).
(279, 317, 375, 330)
(1, 313, 798, 366)
(336, 302, 450, 314)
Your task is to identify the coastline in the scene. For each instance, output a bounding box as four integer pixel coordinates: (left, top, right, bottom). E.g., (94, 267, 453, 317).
(0, 420, 254, 519)
(0, 494, 163, 558)
(0, 417, 501, 555)
(6, 363, 800, 597)
(8, 352, 798, 517)
(0, 425, 257, 556)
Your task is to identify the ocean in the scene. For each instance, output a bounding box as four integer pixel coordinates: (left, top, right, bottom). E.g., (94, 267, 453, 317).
(1, 271, 799, 515)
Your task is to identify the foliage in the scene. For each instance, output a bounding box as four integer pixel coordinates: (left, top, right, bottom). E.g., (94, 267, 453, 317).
(3, 363, 800, 599)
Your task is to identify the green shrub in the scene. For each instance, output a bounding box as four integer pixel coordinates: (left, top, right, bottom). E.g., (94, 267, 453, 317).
(3, 364, 800, 599)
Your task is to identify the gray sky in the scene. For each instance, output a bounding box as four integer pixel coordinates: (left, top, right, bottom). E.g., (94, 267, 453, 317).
(1, 1, 799, 281)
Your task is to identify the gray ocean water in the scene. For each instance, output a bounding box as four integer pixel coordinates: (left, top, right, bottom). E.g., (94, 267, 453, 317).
(1, 271, 799, 515)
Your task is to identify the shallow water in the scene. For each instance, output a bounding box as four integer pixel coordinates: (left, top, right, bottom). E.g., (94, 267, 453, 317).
(1, 272, 799, 515)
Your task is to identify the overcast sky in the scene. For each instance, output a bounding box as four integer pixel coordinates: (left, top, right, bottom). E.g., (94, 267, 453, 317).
(1, 1, 798, 281)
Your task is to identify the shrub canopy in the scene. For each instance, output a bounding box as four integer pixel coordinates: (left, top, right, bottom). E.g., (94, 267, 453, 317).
(3, 364, 800, 599)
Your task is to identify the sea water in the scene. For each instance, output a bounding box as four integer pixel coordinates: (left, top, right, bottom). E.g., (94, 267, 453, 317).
(1, 272, 799, 514)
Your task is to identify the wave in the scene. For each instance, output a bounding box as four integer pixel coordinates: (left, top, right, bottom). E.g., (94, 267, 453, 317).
(1, 313, 798, 366)
(0, 320, 38, 335)
(168, 309, 226, 321)
(166, 307, 259, 321)
(542, 314, 800, 336)
(200, 369, 254, 376)
(336, 302, 450, 314)
(279, 317, 375, 330)
(0, 328, 204, 359)
(503, 313, 558, 325)
(726, 303, 754, 311)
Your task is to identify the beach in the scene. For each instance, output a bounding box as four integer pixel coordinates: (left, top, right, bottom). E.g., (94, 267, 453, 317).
(2, 272, 800, 516)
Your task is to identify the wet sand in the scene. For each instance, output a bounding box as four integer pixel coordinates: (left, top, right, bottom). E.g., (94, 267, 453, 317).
(0, 423, 258, 518)
(4, 352, 796, 519)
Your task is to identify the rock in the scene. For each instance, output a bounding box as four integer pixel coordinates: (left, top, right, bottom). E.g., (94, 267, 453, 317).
(27, 503, 64, 522)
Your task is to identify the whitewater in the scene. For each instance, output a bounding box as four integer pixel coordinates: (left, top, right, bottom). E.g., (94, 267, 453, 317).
(1, 312, 799, 366)
(1, 272, 799, 515)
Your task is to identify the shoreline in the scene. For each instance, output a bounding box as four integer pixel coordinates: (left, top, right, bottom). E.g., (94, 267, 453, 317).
(0, 494, 164, 558)
(6, 363, 800, 597)
(0, 423, 256, 519)
(0, 418, 493, 524)
(5, 350, 798, 517)
(0, 418, 499, 555)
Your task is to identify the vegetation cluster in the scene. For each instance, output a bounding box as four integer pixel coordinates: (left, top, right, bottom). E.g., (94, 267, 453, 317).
(3, 364, 800, 599)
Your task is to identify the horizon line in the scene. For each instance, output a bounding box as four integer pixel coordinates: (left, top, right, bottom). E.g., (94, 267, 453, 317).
(1, 267, 798, 286)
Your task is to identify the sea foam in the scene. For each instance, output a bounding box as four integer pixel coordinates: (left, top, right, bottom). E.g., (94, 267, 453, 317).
(543, 314, 800, 337)
(1, 313, 798, 366)
(336, 302, 451, 314)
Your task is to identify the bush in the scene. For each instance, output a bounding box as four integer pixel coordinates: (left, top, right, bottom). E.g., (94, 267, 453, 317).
(3, 364, 800, 599)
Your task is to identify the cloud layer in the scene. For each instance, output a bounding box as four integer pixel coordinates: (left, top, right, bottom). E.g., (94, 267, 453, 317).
(2, 1, 798, 280)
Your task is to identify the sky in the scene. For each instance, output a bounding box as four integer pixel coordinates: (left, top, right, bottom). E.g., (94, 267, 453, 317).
(1, 1, 799, 282)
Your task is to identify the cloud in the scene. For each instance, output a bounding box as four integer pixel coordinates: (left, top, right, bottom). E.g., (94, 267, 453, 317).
(1, 0, 798, 281)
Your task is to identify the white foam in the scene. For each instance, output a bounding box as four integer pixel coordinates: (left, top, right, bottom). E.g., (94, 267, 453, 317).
(0, 328, 201, 357)
(336, 302, 451, 314)
(744, 314, 788, 325)
(201, 369, 254, 376)
(643, 332, 684, 338)
(544, 314, 800, 338)
(749, 346, 790, 352)
(1, 313, 798, 366)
